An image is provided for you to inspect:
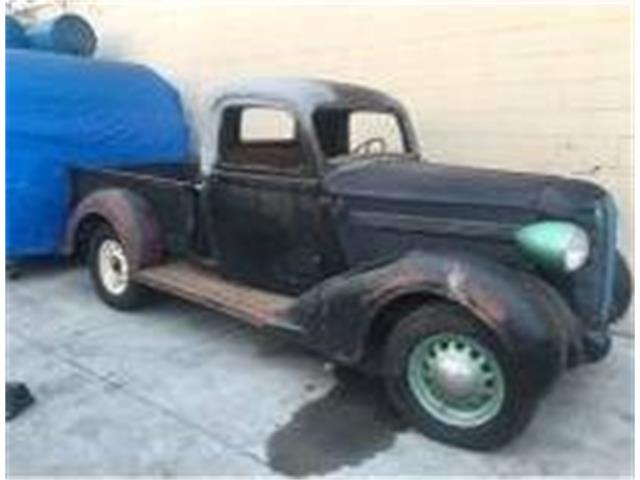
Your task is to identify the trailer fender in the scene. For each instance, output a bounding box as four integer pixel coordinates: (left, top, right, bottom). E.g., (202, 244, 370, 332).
(64, 188, 164, 270)
(291, 250, 580, 395)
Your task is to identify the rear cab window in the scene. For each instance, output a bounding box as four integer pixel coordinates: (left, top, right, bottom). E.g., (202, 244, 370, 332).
(219, 106, 305, 173)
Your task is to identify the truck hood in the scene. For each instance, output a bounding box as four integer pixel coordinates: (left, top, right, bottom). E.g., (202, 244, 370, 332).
(323, 157, 606, 214)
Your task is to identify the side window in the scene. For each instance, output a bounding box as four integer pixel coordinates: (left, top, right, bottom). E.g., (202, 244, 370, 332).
(221, 106, 303, 172)
(349, 112, 404, 155)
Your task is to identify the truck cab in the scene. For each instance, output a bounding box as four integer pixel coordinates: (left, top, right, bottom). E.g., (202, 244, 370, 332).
(65, 78, 632, 450)
(202, 79, 419, 293)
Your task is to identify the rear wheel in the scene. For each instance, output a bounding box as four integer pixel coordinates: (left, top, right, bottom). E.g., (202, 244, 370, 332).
(89, 224, 149, 310)
(383, 302, 540, 450)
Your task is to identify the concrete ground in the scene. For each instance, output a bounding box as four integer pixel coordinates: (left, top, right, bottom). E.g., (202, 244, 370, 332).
(6, 262, 634, 477)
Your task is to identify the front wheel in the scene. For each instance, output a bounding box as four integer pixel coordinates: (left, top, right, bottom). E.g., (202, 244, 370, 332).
(383, 302, 540, 450)
(89, 224, 149, 310)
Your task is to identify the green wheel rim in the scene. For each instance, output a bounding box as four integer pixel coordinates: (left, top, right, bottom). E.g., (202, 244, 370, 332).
(406, 332, 505, 428)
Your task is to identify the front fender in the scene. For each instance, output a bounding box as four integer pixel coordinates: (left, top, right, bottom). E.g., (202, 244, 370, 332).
(64, 188, 164, 270)
(291, 250, 580, 394)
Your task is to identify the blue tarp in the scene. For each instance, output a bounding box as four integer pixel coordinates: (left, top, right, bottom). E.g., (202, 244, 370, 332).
(6, 15, 29, 49)
(7, 49, 190, 259)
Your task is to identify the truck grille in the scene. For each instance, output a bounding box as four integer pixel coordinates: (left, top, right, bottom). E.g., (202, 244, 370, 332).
(569, 195, 617, 327)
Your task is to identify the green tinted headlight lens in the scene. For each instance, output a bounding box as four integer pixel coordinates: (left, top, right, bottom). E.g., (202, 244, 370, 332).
(515, 221, 590, 272)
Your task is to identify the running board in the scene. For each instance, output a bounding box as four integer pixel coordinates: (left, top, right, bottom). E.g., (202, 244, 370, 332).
(134, 261, 297, 328)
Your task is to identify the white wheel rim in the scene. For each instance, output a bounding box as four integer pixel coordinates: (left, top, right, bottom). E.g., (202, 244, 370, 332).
(98, 239, 129, 295)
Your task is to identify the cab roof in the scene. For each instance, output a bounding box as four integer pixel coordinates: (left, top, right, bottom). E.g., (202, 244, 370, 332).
(210, 77, 406, 113)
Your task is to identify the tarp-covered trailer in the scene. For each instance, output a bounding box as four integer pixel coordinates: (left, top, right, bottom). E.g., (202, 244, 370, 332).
(6, 49, 190, 260)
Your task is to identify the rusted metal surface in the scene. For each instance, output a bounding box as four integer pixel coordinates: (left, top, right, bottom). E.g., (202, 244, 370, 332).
(135, 261, 296, 328)
(67, 166, 199, 257)
(289, 249, 577, 396)
(208, 78, 409, 113)
(65, 188, 165, 270)
(64, 78, 628, 374)
(320, 157, 620, 363)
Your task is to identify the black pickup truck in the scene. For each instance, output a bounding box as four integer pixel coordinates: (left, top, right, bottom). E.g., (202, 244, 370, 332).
(64, 78, 631, 450)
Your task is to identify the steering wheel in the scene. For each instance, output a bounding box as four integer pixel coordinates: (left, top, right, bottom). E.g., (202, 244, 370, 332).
(352, 137, 387, 155)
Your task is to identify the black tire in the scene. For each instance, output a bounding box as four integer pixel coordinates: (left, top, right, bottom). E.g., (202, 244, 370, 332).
(89, 224, 149, 310)
(383, 302, 540, 450)
(609, 251, 632, 323)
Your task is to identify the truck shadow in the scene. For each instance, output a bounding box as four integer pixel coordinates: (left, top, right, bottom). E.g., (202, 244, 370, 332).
(7, 257, 74, 280)
(266, 366, 408, 477)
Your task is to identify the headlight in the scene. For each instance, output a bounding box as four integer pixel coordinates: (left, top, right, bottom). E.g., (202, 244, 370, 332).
(563, 227, 590, 271)
(515, 221, 590, 273)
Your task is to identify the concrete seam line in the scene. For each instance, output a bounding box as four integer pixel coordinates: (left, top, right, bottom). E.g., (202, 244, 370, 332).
(158, 318, 252, 359)
(8, 328, 271, 470)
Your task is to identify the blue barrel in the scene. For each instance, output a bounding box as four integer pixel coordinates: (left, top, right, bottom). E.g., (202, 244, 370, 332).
(6, 15, 29, 49)
(26, 14, 97, 56)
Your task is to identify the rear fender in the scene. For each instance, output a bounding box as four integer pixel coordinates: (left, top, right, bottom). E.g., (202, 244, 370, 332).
(291, 250, 580, 394)
(64, 188, 164, 270)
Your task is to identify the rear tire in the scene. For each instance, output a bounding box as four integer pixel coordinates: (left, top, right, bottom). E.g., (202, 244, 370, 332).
(383, 302, 540, 450)
(89, 224, 149, 310)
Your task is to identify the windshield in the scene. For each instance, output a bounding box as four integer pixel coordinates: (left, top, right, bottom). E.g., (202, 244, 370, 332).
(313, 108, 411, 160)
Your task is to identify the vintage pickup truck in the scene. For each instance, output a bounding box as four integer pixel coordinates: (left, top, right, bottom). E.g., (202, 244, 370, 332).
(64, 78, 631, 450)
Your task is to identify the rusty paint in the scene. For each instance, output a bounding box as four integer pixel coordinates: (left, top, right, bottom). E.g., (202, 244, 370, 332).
(63, 78, 625, 376)
(286, 249, 574, 397)
(65, 188, 165, 270)
(462, 280, 508, 326)
(134, 261, 296, 328)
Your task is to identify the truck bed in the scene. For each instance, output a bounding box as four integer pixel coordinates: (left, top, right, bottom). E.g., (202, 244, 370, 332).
(70, 161, 202, 255)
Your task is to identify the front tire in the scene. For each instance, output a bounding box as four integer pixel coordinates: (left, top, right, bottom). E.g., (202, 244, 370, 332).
(89, 224, 149, 310)
(383, 302, 539, 450)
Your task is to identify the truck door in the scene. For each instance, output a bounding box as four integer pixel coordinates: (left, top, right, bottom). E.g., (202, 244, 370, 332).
(206, 103, 339, 294)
